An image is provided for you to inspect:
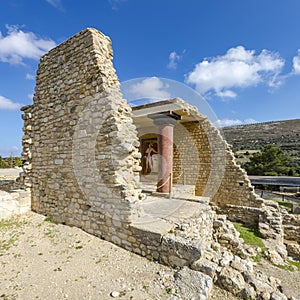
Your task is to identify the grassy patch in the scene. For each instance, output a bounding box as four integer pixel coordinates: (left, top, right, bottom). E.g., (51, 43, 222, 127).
(288, 260, 300, 270)
(0, 218, 27, 252)
(0, 234, 19, 252)
(44, 215, 58, 224)
(143, 285, 150, 293)
(251, 247, 268, 263)
(273, 262, 298, 272)
(233, 222, 264, 247)
(0, 218, 27, 229)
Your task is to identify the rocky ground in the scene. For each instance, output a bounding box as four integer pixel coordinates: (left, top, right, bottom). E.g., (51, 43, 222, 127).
(0, 212, 299, 300)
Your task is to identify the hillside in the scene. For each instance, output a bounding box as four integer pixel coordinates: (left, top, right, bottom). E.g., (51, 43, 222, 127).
(222, 119, 300, 155)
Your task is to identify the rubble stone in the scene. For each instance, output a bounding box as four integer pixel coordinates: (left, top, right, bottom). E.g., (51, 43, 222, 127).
(174, 267, 213, 300)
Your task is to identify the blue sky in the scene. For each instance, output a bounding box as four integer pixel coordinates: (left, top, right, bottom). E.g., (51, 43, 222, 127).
(0, 0, 300, 156)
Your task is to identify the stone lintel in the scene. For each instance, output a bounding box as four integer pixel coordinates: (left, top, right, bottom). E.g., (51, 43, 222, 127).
(148, 111, 181, 126)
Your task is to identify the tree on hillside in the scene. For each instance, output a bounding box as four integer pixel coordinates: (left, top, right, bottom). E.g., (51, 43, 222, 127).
(0, 156, 23, 168)
(242, 144, 296, 176)
(5, 156, 23, 168)
(0, 156, 8, 168)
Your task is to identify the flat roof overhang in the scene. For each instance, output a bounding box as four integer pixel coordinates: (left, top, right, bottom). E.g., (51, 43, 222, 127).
(132, 98, 206, 128)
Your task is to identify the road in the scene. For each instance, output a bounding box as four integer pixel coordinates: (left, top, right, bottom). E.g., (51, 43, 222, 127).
(249, 176, 300, 187)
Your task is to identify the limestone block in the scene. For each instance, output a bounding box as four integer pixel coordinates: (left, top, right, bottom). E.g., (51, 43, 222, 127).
(174, 267, 213, 300)
(191, 259, 220, 280)
(285, 242, 300, 260)
(217, 266, 245, 295)
(161, 234, 203, 264)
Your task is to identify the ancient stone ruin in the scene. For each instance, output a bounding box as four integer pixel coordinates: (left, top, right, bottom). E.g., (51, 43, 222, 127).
(14, 28, 300, 299)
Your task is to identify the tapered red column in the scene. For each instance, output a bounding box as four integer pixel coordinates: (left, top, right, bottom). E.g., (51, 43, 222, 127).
(157, 121, 174, 192)
(151, 115, 178, 193)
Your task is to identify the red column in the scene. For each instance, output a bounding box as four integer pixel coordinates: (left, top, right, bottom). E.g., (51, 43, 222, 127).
(154, 117, 176, 193)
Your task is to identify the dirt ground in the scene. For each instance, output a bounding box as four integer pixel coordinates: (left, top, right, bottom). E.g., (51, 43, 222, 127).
(0, 212, 298, 300)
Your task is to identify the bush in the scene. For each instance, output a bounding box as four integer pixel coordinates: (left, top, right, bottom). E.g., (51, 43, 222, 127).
(242, 145, 297, 176)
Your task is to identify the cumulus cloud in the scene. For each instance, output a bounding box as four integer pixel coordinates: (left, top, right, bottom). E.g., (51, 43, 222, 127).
(186, 46, 285, 98)
(292, 49, 300, 74)
(0, 25, 56, 65)
(128, 77, 171, 100)
(215, 118, 257, 127)
(0, 95, 21, 110)
(167, 51, 181, 69)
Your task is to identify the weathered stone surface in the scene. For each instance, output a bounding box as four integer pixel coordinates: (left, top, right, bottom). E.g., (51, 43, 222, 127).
(174, 267, 213, 300)
(265, 249, 285, 265)
(283, 214, 300, 244)
(17, 27, 298, 300)
(191, 259, 220, 280)
(285, 242, 300, 260)
(21, 28, 143, 227)
(230, 255, 248, 273)
(161, 234, 203, 266)
(243, 270, 278, 297)
(217, 266, 245, 295)
(270, 291, 288, 300)
(172, 108, 265, 210)
(240, 286, 256, 300)
(0, 190, 31, 219)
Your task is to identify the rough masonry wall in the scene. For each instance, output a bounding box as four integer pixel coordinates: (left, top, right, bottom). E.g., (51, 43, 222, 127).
(22, 28, 142, 232)
(173, 101, 263, 215)
(283, 214, 300, 244)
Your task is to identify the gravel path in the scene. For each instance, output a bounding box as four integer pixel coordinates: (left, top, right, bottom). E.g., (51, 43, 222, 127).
(0, 212, 178, 300)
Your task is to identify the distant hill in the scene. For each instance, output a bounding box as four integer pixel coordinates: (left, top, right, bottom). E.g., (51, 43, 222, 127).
(222, 119, 300, 156)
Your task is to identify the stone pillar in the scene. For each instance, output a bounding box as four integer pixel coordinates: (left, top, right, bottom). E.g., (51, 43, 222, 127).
(151, 113, 180, 193)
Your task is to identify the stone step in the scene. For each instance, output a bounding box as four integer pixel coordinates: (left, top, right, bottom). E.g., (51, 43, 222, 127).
(172, 184, 195, 197)
(172, 194, 210, 204)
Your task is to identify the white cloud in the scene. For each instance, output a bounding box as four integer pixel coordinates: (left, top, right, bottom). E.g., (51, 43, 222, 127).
(186, 46, 285, 98)
(216, 90, 237, 99)
(292, 49, 300, 74)
(128, 77, 171, 100)
(215, 118, 257, 127)
(168, 51, 181, 69)
(25, 73, 35, 80)
(215, 119, 243, 127)
(27, 94, 34, 100)
(108, 0, 127, 10)
(0, 146, 19, 156)
(244, 118, 257, 124)
(46, 0, 63, 10)
(0, 95, 21, 110)
(11, 146, 19, 152)
(0, 25, 56, 65)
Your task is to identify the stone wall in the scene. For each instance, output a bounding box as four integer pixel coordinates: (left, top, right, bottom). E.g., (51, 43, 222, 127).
(172, 102, 263, 211)
(0, 179, 20, 192)
(282, 213, 300, 259)
(22, 28, 142, 231)
(19, 28, 299, 299)
(215, 205, 263, 227)
(283, 214, 300, 243)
